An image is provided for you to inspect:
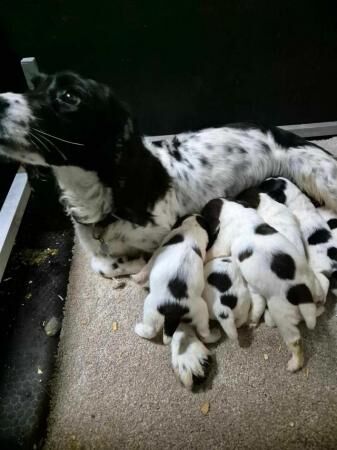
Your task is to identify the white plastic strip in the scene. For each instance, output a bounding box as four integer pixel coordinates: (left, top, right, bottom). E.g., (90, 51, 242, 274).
(0, 172, 31, 281)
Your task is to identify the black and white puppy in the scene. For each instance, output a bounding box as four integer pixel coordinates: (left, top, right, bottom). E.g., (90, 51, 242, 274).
(202, 198, 324, 372)
(1, 72, 337, 281)
(134, 214, 221, 345)
(258, 177, 337, 300)
(203, 257, 251, 340)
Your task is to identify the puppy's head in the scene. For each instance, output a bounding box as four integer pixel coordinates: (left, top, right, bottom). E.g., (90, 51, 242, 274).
(0, 71, 132, 168)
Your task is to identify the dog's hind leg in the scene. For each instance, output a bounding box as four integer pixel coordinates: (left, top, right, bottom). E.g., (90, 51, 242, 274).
(267, 297, 304, 372)
(135, 294, 164, 340)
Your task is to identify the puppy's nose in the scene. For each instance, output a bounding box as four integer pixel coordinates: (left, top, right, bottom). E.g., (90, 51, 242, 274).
(0, 97, 10, 117)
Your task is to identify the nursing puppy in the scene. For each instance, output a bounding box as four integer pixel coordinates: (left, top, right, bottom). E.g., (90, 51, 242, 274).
(316, 206, 337, 295)
(202, 198, 324, 372)
(259, 177, 337, 300)
(237, 187, 306, 325)
(203, 257, 251, 340)
(134, 214, 221, 345)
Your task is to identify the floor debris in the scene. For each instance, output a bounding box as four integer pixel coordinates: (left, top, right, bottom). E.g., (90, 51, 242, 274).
(112, 322, 118, 332)
(263, 353, 269, 360)
(200, 402, 210, 415)
(44, 316, 62, 336)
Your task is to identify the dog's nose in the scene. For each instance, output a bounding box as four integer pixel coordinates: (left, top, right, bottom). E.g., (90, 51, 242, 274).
(0, 97, 10, 117)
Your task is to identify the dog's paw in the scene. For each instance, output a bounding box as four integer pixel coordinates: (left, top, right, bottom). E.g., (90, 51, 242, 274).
(171, 324, 211, 389)
(91, 255, 146, 278)
(134, 323, 157, 340)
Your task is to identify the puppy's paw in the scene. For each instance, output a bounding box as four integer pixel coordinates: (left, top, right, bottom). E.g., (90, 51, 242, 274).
(134, 323, 157, 340)
(287, 355, 304, 373)
(171, 324, 212, 389)
(200, 327, 222, 344)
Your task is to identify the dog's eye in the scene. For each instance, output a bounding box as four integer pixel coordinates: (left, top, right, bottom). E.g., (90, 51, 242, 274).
(58, 90, 81, 106)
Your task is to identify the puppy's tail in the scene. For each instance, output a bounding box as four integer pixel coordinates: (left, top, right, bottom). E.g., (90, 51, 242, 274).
(298, 303, 317, 330)
(159, 303, 189, 345)
(217, 308, 238, 340)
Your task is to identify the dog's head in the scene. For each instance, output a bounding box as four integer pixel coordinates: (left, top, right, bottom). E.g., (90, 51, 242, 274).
(0, 71, 132, 169)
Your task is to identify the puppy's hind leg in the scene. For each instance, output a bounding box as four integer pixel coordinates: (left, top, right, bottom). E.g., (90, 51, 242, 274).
(135, 294, 164, 340)
(248, 286, 266, 327)
(192, 299, 221, 344)
(267, 298, 304, 372)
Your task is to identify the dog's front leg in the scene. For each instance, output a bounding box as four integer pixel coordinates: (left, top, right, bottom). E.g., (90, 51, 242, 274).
(91, 254, 148, 278)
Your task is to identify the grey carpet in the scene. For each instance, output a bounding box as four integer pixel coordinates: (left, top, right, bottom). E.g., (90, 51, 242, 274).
(45, 138, 337, 450)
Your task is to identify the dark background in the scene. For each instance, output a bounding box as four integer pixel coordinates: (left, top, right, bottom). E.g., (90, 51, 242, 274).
(1, 0, 337, 136)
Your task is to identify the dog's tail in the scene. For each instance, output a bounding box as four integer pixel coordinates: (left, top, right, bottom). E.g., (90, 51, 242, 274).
(278, 138, 337, 211)
(159, 303, 189, 345)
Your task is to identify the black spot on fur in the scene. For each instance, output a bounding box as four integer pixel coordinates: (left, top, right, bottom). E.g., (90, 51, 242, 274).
(201, 198, 223, 248)
(172, 214, 190, 229)
(168, 276, 188, 299)
(172, 150, 182, 161)
(158, 303, 189, 337)
(207, 272, 232, 292)
(308, 228, 331, 245)
(192, 246, 202, 258)
(172, 136, 180, 149)
(192, 355, 211, 387)
(270, 253, 296, 280)
(117, 257, 124, 263)
(259, 178, 287, 204)
(222, 258, 231, 262)
(181, 317, 192, 323)
(261, 142, 271, 152)
(287, 284, 314, 305)
(163, 234, 184, 246)
(236, 146, 247, 154)
(200, 157, 210, 167)
(236, 187, 261, 209)
(219, 311, 229, 319)
(152, 140, 163, 147)
(220, 294, 238, 309)
(255, 223, 277, 235)
(328, 218, 337, 230)
(238, 248, 253, 261)
(327, 247, 337, 261)
(112, 263, 119, 269)
(329, 271, 337, 291)
(226, 122, 332, 154)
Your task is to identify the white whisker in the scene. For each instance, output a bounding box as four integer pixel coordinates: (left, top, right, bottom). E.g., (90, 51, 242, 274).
(32, 127, 84, 146)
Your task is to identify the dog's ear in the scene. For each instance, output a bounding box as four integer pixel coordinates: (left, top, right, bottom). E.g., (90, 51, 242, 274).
(107, 90, 134, 140)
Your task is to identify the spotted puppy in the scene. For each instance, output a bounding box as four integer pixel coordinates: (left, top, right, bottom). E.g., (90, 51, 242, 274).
(134, 214, 221, 345)
(203, 257, 251, 340)
(202, 198, 324, 372)
(236, 186, 306, 325)
(316, 206, 337, 295)
(259, 177, 337, 301)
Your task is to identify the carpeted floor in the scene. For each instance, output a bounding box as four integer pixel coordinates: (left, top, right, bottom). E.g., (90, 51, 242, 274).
(45, 138, 337, 450)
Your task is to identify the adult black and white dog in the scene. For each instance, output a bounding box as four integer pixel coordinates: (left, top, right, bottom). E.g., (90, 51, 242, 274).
(1, 71, 337, 387)
(1, 71, 337, 280)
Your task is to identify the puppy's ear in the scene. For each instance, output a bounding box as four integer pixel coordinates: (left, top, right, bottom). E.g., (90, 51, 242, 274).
(172, 214, 191, 229)
(201, 198, 223, 234)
